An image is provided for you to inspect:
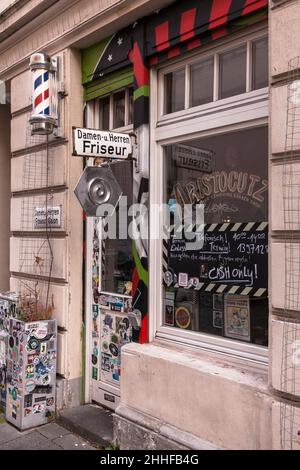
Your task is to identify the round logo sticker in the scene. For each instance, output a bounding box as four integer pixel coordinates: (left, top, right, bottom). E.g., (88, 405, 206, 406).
(26, 337, 40, 352)
(12, 388, 17, 401)
(11, 346, 19, 362)
(175, 306, 191, 329)
(46, 397, 54, 407)
(109, 343, 119, 357)
(33, 326, 48, 340)
(25, 380, 36, 393)
(40, 374, 51, 386)
(92, 354, 98, 365)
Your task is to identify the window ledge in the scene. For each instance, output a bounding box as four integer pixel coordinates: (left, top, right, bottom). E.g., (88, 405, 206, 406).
(156, 325, 269, 366)
(122, 340, 269, 390)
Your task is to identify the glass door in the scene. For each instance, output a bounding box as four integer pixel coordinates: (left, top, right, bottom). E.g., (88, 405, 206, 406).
(88, 161, 134, 410)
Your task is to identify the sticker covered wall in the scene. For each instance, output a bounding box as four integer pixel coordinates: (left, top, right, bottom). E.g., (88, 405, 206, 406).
(0, 294, 57, 430)
(6, 317, 57, 430)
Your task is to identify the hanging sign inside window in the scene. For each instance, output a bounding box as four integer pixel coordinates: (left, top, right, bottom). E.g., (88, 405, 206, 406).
(173, 144, 214, 173)
(72, 127, 132, 159)
(34, 206, 61, 229)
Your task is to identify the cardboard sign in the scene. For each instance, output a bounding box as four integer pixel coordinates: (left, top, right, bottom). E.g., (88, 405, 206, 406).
(224, 295, 250, 342)
(72, 127, 132, 159)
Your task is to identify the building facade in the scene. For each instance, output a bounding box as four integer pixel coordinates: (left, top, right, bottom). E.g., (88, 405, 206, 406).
(0, 0, 300, 450)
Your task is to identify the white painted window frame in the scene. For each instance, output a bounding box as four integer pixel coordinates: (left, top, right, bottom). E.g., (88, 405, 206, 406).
(159, 27, 268, 120)
(149, 25, 269, 365)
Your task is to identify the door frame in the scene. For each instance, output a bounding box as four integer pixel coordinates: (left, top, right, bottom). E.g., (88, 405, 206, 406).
(84, 100, 135, 407)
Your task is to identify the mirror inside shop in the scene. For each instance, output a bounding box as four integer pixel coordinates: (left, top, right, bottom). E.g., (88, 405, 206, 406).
(163, 126, 268, 346)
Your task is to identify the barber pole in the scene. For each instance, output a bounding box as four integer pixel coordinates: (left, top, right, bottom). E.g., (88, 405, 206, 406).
(29, 53, 58, 135)
(33, 70, 50, 116)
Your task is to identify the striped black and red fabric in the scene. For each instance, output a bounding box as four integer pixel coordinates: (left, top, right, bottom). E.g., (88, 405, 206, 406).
(146, 0, 268, 64)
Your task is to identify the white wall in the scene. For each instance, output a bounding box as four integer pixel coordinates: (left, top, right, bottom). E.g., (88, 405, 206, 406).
(9, 48, 83, 405)
(0, 104, 10, 291)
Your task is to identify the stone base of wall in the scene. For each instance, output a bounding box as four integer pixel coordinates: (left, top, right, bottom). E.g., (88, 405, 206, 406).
(56, 376, 82, 411)
(118, 342, 273, 449)
(113, 404, 220, 450)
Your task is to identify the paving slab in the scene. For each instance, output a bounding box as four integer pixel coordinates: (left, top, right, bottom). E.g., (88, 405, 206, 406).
(0, 421, 31, 445)
(53, 433, 96, 450)
(57, 404, 113, 448)
(0, 430, 62, 450)
(0, 412, 98, 450)
(36, 422, 71, 440)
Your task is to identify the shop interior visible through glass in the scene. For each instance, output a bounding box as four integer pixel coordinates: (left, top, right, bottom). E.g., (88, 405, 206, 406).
(163, 127, 268, 346)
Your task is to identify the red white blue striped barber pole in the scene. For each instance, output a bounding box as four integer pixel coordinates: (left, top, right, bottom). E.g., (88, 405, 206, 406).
(32, 70, 50, 116)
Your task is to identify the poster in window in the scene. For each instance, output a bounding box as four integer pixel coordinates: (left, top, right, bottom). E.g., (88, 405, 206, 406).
(213, 294, 223, 311)
(175, 305, 192, 329)
(224, 295, 250, 342)
(165, 290, 175, 326)
(213, 310, 223, 329)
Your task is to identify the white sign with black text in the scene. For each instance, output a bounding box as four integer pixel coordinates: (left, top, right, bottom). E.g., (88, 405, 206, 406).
(72, 127, 132, 159)
(34, 206, 61, 229)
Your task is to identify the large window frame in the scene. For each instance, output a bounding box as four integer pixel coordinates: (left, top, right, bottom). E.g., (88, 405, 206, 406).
(149, 25, 269, 365)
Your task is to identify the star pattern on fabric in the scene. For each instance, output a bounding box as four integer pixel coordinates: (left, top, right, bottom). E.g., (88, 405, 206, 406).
(107, 54, 113, 62)
(117, 37, 123, 46)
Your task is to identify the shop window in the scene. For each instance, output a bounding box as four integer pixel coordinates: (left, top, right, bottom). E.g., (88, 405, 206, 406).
(151, 28, 269, 361)
(252, 37, 268, 90)
(128, 87, 134, 126)
(98, 86, 133, 131)
(99, 96, 110, 131)
(191, 57, 214, 107)
(162, 34, 268, 116)
(113, 90, 126, 128)
(219, 45, 247, 99)
(162, 127, 268, 347)
(164, 68, 185, 113)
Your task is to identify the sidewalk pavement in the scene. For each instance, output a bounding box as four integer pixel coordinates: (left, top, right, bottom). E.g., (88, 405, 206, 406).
(0, 414, 97, 450)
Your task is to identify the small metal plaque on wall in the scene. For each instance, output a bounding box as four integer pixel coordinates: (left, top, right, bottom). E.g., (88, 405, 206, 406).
(34, 206, 61, 229)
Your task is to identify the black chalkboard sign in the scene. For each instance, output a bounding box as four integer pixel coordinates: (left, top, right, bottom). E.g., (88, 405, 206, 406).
(164, 222, 268, 296)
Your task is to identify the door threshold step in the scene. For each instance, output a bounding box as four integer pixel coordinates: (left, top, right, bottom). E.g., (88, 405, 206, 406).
(57, 404, 114, 448)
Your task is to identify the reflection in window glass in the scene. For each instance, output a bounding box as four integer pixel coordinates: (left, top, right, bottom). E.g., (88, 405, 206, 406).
(253, 37, 268, 90)
(163, 127, 269, 347)
(99, 96, 110, 131)
(164, 68, 185, 114)
(219, 45, 246, 99)
(191, 57, 214, 107)
(101, 161, 134, 294)
(113, 90, 125, 128)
